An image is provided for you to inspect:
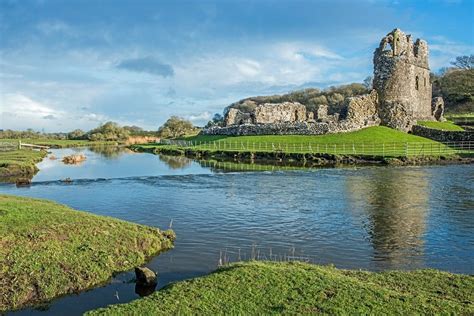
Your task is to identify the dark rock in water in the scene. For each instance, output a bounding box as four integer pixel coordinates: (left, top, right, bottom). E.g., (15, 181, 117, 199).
(135, 282, 157, 297)
(15, 178, 31, 187)
(135, 267, 157, 286)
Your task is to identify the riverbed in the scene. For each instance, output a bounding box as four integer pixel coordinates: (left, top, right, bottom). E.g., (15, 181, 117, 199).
(1, 147, 473, 315)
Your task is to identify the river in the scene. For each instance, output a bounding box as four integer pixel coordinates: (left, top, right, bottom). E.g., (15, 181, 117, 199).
(1, 147, 473, 315)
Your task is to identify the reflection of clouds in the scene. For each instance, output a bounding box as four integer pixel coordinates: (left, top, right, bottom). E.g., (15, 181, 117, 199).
(346, 167, 429, 269)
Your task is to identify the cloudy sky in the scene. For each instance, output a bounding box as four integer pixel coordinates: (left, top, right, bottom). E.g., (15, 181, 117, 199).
(1, 0, 473, 132)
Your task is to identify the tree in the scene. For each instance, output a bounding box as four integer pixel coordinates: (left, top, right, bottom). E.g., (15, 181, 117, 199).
(363, 76, 373, 89)
(450, 55, 474, 70)
(158, 116, 197, 139)
(67, 129, 86, 140)
(205, 113, 224, 128)
(86, 122, 130, 141)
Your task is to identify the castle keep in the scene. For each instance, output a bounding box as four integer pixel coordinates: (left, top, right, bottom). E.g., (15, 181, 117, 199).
(203, 28, 443, 136)
(373, 29, 433, 130)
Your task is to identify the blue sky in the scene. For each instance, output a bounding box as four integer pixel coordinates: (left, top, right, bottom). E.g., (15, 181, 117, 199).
(1, 0, 473, 131)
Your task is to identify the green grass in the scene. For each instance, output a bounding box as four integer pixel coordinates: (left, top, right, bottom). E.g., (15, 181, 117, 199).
(417, 121, 465, 131)
(0, 139, 118, 148)
(0, 150, 47, 178)
(184, 126, 435, 144)
(0, 195, 175, 312)
(88, 261, 474, 315)
(135, 127, 461, 157)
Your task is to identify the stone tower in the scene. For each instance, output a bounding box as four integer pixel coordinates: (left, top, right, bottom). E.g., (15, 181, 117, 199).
(373, 29, 433, 131)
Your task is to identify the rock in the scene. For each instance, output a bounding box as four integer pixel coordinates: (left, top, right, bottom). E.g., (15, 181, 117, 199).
(135, 267, 157, 286)
(315, 104, 328, 121)
(431, 97, 445, 121)
(62, 154, 86, 164)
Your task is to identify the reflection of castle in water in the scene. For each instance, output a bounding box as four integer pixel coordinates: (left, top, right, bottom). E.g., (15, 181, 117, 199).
(346, 168, 430, 269)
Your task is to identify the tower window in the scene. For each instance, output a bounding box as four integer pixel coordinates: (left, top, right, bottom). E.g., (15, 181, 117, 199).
(415, 76, 419, 90)
(424, 77, 426, 87)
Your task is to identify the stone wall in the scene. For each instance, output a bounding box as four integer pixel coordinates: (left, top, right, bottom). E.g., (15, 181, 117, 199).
(224, 102, 307, 126)
(411, 125, 474, 142)
(343, 90, 380, 126)
(254, 102, 306, 124)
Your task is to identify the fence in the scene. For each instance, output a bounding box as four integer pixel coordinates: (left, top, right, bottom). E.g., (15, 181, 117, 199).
(160, 139, 474, 158)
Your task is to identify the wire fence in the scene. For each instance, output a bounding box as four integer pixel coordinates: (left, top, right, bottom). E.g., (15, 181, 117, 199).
(160, 139, 474, 157)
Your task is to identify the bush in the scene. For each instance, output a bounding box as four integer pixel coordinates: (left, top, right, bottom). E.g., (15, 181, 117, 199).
(158, 116, 198, 139)
(432, 69, 474, 114)
(86, 122, 130, 141)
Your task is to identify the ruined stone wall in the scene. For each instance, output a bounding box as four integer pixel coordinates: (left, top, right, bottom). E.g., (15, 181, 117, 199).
(374, 29, 433, 131)
(224, 102, 306, 126)
(411, 125, 474, 142)
(254, 102, 306, 124)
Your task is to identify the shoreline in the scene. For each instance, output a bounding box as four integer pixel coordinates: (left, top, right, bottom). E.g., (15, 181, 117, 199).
(131, 144, 474, 168)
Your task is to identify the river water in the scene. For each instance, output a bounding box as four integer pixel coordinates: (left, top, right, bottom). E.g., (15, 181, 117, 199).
(2, 147, 473, 315)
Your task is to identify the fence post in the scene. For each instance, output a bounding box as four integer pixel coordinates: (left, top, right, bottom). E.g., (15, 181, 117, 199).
(19, 139, 22, 150)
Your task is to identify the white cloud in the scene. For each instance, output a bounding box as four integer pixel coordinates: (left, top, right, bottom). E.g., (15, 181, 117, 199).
(187, 111, 212, 122)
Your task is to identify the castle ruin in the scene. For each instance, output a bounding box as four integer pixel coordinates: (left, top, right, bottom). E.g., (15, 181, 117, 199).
(202, 28, 443, 136)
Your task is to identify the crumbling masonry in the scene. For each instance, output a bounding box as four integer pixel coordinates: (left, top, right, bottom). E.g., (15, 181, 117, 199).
(202, 28, 443, 136)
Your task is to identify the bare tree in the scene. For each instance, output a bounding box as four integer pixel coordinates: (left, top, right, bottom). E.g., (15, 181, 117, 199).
(450, 55, 474, 70)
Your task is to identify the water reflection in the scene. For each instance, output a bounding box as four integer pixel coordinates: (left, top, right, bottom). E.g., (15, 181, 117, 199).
(347, 168, 429, 269)
(158, 155, 192, 169)
(87, 145, 132, 159)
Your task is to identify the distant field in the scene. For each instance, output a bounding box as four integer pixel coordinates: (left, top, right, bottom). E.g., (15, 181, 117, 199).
(88, 261, 474, 315)
(0, 139, 118, 148)
(136, 126, 462, 157)
(417, 121, 464, 131)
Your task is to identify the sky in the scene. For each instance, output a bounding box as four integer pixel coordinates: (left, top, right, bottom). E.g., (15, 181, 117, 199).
(0, 0, 473, 132)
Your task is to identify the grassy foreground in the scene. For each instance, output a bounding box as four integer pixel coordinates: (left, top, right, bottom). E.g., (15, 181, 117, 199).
(417, 121, 464, 131)
(0, 150, 47, 178)
(89, 261, 473, 315)
(0, 195, 175, 312)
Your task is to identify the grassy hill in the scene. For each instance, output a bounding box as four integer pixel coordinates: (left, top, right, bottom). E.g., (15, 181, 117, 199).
(136, 127, 458, 157)
(88, 261, 474, 315)
(0, 195, 175, 312)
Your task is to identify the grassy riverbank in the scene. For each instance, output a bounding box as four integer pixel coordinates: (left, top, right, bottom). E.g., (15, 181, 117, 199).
(132, 126, 467, 159)
(0, 150, 47, 178)
(0, 195, 175, 312)
(89, 261, 474, 315)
